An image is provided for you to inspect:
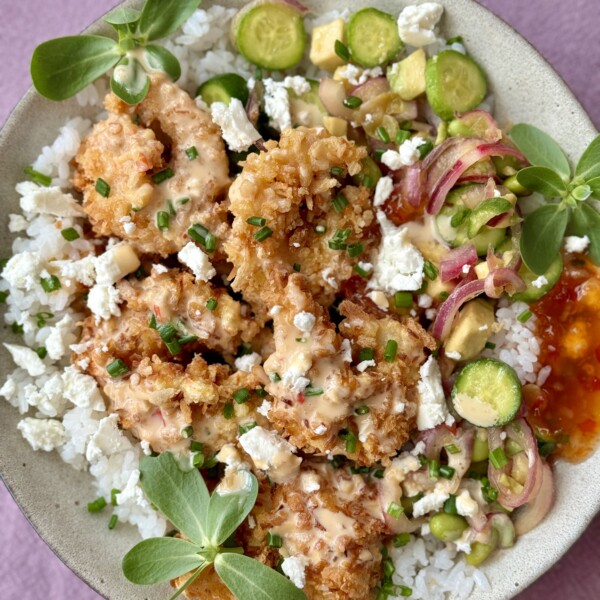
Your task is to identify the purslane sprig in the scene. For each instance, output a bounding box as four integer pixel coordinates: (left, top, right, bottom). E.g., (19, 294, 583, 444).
(509, 124, 600, 274)
(122, 453, 306, 600)
(30, 0, 201, 104)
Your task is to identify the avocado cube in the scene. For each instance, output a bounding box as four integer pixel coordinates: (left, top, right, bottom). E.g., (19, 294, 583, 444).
(387, 49, 427, 101)
(444, 299, 495, 361)
(310, 19, 347, 73)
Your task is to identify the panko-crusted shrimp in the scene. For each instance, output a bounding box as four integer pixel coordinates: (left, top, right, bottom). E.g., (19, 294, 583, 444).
(73, 73, 230, 257)
(263, 275, 435, 465)
(225, 127, 377, 315)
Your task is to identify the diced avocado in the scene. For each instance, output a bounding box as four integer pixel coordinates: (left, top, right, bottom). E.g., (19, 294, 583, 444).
(310, 18, 347, 72)
(323, 115, 348, 137)
(444, 299, 495, 361)
(387, 49, 427, 101)
(426, 276, 455, 300)
(289, 79, 326, 127)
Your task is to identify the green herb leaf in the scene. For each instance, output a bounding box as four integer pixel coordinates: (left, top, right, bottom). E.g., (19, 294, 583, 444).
(139, 453, 210, 546)
(586, 176, 600, 199)
(575, 134, 600, 182)
(214, 552, 307, 600)
(31, 36, 121, 101)
(104, 6, 141, 26)
(510, 123, 571, 181)
(110, 56, 150, 104)
(138, 0, 201, 42)
(520, 204, 569, 274)
(206, 471, 258, 546)
(122, 537, 204, 584)
(516, 166, 567, 199)
(569, 202, 600, 264)
(143, 44, 181, 82)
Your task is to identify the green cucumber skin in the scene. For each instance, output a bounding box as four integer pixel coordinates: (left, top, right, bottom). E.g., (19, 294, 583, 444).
(451, 358, 522, 428)
(347, 8, 402, 68)
(197, 73, 249, 107)
(511, 255, 563, 303)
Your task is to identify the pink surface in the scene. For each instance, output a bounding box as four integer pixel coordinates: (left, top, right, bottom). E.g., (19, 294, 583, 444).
(0, 1, 599, 599)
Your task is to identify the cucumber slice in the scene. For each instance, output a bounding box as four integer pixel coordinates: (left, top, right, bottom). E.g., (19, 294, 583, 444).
(351, 156, 382, 189)
(235, 3, 306, 70)
(347, 8, 402, 68)
(197, 73, 249, 107)
(426, 50, 487, 120)
(451, 359, 522, 428)
(511, 255, 563, 303)
(467, 198, 513, 239)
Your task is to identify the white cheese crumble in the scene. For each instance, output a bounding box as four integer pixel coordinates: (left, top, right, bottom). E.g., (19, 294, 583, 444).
(397, 2, 444, 47)
(373, 176, 394, 207)
(87, 283, 121, 321)
(234, 352, 262, 373)
(531, 275, 548, 289)
(446, 351, 462, 361)
(368, 211, 424, 293)
(367, 290, 389, 311)
(416, 356, 449, 430)
(565, 235, 590, 253)
(257, 400, 272, 417)
(455, 490, 479, 518)
(45, 314, 76, 360)
(282, 367, 311, 393)
(18, 184, 84, 217)
(381, 136, 427, 170)
(293, 311, 316, 333)
(210, 98, 261, 152)
(85, 414, 131, 462)
(314, 424, 327, 435)
(321, 268, 338, 288)
(269, 305, 282, 317)
(281, 556, 309, 589)
(412, 489, 450, 517)
(335, 64, 383, 86)
(17, 417, 65, 451)
(418, 294, 433, 309)
(3, 344, 46, 377)
(263, 76, 311, 131)
(177, 242, 216, 282)
(340, 338, 353, 363)
(356, 359, 376, 372)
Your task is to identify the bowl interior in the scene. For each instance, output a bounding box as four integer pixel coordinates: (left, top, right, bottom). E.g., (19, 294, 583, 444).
(0, 1, 597, 599)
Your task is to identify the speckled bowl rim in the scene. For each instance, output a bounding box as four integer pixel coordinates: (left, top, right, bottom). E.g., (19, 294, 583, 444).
(0, 1, 597, 599)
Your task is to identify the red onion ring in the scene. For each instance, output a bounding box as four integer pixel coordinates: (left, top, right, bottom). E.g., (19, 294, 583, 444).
(440, 244, 478, 282)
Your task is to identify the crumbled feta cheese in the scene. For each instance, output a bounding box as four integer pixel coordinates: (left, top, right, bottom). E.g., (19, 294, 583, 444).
(123, 222, 136, 234)
(87, 283, 121, 320)
(565, 235, 590, 253)
(335, 64, 383, 86)
(411, 440, 427, 456)
(381, 136, 426, 170)
(397, 2, 444, 47)
(299, 471, 321, 493)
(446, 351, 462, 361)
(3, 343, 46, 377)
(257, 400, 272, 417)
(293, 311, 316, 333)
(282, 367, 311, 393)
(357, 359, 376, 372)
(426, 308, 437, 321)
(61, 366, 105, 410)
(94, 243, 140, 284)
(367, 290, 389, 311)
(358, 261, 373, 273)
(8, 214, 28, 232)
(368, 211, 424, 293)
(234, 352, 262, 372)
(152, 264, 169, 275)
(455, 540, 472, 554)
(85, 414, 131, 463)
(321, 268, 338, 288)
(177, 242, 216, 282)
(314, 424, 327, 435)
(19, 185, 84, 217)
(531, 275, 548, 288)
(455, 490, 479, 518)
(17, 417, 65, 451)
(269, 305, 282, 317)
(340, 338, 353, 363)
(140, 440, 152, 456)
(412, 489, 450, 517)
(2, 252, 43, 291)
(282, 75, 312, 96)
(281, 556, 309, 589)
(416, 356, 449, 430)
(248, 515, 256, 528)
(462, 264, 471, 274)
(210, 98, 261, 152)
(418, 294, 433, 309)
(263, 77, 311, 131)
(53, 256, 96, 287)
(45, 314, 76, 360)
(373, 176, 394, 207)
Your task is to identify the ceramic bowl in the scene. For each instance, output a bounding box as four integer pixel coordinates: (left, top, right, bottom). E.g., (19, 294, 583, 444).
(0, 1, 597, 599)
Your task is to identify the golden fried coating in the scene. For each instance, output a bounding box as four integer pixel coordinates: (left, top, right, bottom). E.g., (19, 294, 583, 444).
(225, 127, 377, 315)
(73, 73, 230, 257)
(263, 275, 435, 466)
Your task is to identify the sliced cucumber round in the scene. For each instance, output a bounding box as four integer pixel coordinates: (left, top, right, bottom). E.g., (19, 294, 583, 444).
(347, 8, 402, 68)
(426, 50, 487, 120)
(235, 3, 306, 70)
(451, 359, 522, 428)
(511, 255, 563, 303)
(197, 73, 249, 107)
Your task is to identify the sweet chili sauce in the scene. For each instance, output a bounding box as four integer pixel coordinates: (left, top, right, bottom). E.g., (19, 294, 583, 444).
(526, 254, 600, 461)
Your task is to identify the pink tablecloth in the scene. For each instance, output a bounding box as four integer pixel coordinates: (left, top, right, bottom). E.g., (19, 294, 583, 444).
(0, 1, 599, 599)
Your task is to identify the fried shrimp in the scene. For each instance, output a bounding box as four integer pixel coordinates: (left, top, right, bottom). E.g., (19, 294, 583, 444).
(263, 274, 435, 466)
(225, 127, 377, 315)
(73, 73, 230, 257)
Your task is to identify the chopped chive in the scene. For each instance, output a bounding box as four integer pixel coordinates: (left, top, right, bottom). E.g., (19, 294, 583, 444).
(489, 447, 508, 469)
(152, 168, 175, 184)
(40, 275, 61, 293)
(373, 468, 385, 479)
(108, 514, 118, 530)
(350, 465, 370, 475)
(36, 347, 47, 359)
(233, 388, 251, 404)
(223, 403, 234, 419)
(354, 263, 371, 278)
(87, 497, 107, 513)
(35, 311, 54, 328)
(0, 291, 8, 303)
(387, 501, 404, 519)
(267, 532, 283, 548)
(24, 166, 52, 187)
(11, 323, 24, 335)
(238, 342, 253, 357)
(419, 454, 429, 467)
(254, 226, 273, 242)
(192, 451, 205, 468)
(255, 386, 267, 398)
(347, 242, 364, 258)
(204, 233, 217, 253)
(332, 193, 349, 213)
(538, 440, 556, 458)
(178, 197, 190, 205)
(517, 309, 533, 323)
(418, 140, 434, 159)
(134, 266, 145, 279)
(359, 348, 374, 362)
(165, 339, 182, 355)
(185, 146, 199, 160)
(180, 335, 198, 348)
(439, 465, 456, 479)
(362, 175, 374, 188)
(61, 227, 80, 241)
(328, 240, 347, 251)
(447, 35, 464, 45)
(181, 426, 194, 439)
(247, 216, 266, 227)
(156, 211, 170, 231)
(384, 339, 398, 362)
(376, 126, 390, 143)
(270, 372, 281, 383)
(110, 488, 120, 506)
(206, 298, 218, 311)
(304, 386, 324, 396)
(166, 199, 176, 217)
(330, 166, 345, 177)
(188, 223, 209, 244)
(239, 422, 257, 435)
(106, 359, 129, 378)
(293, 263, 301, 272)
(190, 441, 204, 453)
(374, 148, 385, 162)
(383, 558, 395, 578)
(334, 39, 350, 61)
(149, 313, 157, 329)
(399, 586, 413, 597)
(339, 429, 357, 453)
(429, 458, 440, 479)
(393, 533, 411, 547)
(445, 443, 460, 455)
(485, 341, 496, 350)
(439, 291, 449, 300)
(331, 455, 346, 468)
(395, 129, 410, 145)
(450, 208, 469, 228)
(157, 323, 177, 342)
(423, 260, 438, 280)
(483, 485, 499, 503)
(394, 291, 412, 308)
(343, 95, 363, 109)
(354, 405, 369, 416)
(443, 495, 458, 515)
(95, 178, 110, 197)
(315, 224, 327, 234)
